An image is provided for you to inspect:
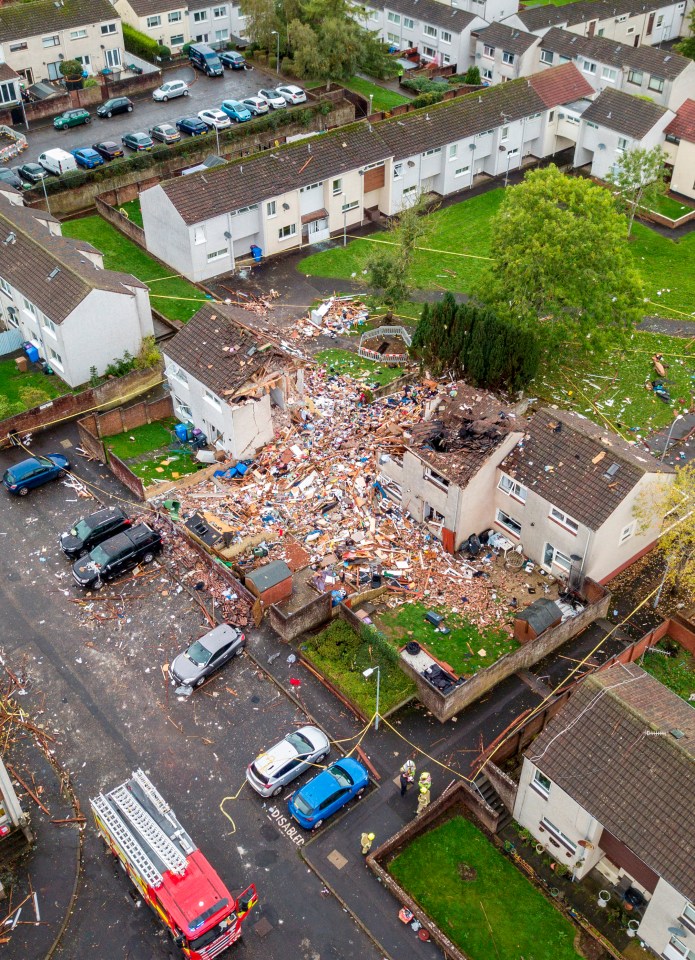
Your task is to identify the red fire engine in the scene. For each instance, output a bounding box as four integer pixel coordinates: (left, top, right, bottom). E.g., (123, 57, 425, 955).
(91, 768, 257, 959)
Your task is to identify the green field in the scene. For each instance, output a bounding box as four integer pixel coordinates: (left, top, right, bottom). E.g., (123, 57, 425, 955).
(105, 419, 203, 484)
(342, 77, 410, 111)
(117, 198, 144, 228)
(643, 193, 694, 220)
(390, 817, 583, 960)
(641, 641, 695, 702)
(61, 217, 208, 323)
(0, 358, 72, 417)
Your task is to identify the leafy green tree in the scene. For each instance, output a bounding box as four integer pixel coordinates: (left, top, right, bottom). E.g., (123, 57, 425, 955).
(479, 165, 644, 348)
(463, 65, 481, 85)
(676, 8, 695, 59)
(635, 462, 695, 602)
(366, 198, 432, 309)
(59, 59, 83, 80)
(607, 145, 667, 236)
(239, 0, 282, 49)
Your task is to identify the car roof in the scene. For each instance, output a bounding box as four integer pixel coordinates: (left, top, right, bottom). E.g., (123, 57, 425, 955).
(254, 739, 298, 775)
(127, 522, 156, 543)
(7, 457, 41, 477)
(83, 506, 126, 525)
(195, 623, 239, 654)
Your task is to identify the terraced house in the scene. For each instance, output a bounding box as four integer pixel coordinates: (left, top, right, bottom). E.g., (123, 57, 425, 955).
(114, 0, 190, 53)
(186, 0, 249, 48)
(0, 0, 125, 85)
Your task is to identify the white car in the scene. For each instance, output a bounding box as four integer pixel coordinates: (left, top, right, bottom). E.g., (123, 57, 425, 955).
(246, 725, 330, 798)
(241, 96, 269, 117)
(277, 84, 307, 105)
(198, 108, 231, 130)
(152, 79, 189, 102)
(258, 88, 287, 110)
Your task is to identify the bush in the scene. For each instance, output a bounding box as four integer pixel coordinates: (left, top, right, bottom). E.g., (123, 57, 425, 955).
(134, 336, 160, 370)
(156, 44, 171, 61)
(463, 65, 481, 85)
(123, 23, 160, 63)
(18, 386, 51, 408)
(182, 43, 192, 56)
(83, 77, 99, 88)
(401, 76, 448, 93)
(105, 350, 135, 378)
(60, 59, 83, 80)
(410, 91, 445, 109)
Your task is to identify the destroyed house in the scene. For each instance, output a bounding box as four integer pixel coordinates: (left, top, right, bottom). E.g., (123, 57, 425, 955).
(162, 303, 304, 458)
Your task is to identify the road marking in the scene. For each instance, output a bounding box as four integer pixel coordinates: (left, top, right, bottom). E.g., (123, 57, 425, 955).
(266, 805, 305, 846)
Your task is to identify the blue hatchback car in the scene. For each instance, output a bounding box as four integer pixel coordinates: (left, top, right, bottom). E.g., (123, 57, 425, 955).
(220, 100, 252, 123)
(72, 147, 104, 169)
(288, 758, 369, 830)
(3, 454, 70, 496)
(175, 116, 208, 136)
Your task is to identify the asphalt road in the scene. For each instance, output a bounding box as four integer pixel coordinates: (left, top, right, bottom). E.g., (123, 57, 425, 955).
(0, 428, 381, 960)
(19, 63, 290, 165)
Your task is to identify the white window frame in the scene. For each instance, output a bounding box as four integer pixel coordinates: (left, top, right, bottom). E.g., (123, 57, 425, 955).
(393, 163, 403, 180)
(627, 68, 643, 86)
(70, 29, 87, 40)
(48, 348, 63, 369)
(496, 509, 522, 538)
(213, 5, 228, 17)
(543, 543, 572, 573)
(617, 136, 629, 152)
(448, 144, 457, 160)
(502, 50, 515, 65)
(387, 11, 401, 24)
(532, 770, 551, 798)
(170, 33, 184, 45)
(146, 15, 162, 28)
(214, 28, 228, 41)
(266, 200, 277, 218)
(648, 75, 664, 93)
(549, 506, 579, 534)
(206, 248, 228, 262)
(403, 17, 414, 29)
(42, 316, 57, 337)
(482, 68, 493, 81)
(582, 60, 597, 74)
(454, 165, 470, 178)
(387, 32, 400, 45)
(0, 277, 11, 296)
(341, 200, 359, 212)
(42, 35, 60, 48)
(601, 67, 617, 82)
(619, 521, 636, 544)
(681, 903, 695, 934)
(483, 44, 495, 59)
(166, 365, 188, 387)
(441, 30, 452, 44)
(424, 465, 449, 490)
(193, 10, 208, 22)
(540, 49, 553, 64)
(175, 400, 193, 422)
(541, 817, 577, 854)
(332, 178, 342, 195)
(168, 11, 182, 22)
(423, 24, 437, 39)
(204, 389, 222, 409)
(422, 147, 441, 157)
(501, 125, 509, 141)
(278, 224, 297, 241)
(193, 226, 206, 245)
(498, 474, 527, 503)
(101, 23, 117, 35)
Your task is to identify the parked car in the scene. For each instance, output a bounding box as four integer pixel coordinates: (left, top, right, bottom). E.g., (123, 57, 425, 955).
(258, 88, 287, 110)
(71, 523, 162, 589)
(72, 147, 104, 170)
(149, 123, 181, 144)
(38, 149, 77, 175)
(276, 84, 307, 105)
(152, 79, 189, 102)
(169, 623, 245, 688)
(220, 100, 252, 123)
(0, 168, 24, 190)
(14, 162, 47, 184)
(198, 108, 231, 130)
(53, 108, 91, 131)
(121, 131, 153, 152)
(247, 726, 330, 798)
(288, 759, 369, 830)
(3, 454, 71, 496)
(219, 51, 246, 70)
(59, 506, 132, 560)
(175, 116, 208, 136)
(92, 140, 124, 161)
(97, 97, 133, 119)
(189, 43, 224, 77)
(240, 96, 268, 117)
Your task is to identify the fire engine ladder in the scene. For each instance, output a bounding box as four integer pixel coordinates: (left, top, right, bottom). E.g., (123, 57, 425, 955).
(110, 785, 188, 876)
(91, 794, 164, 888)
(132, 769, 194, 854)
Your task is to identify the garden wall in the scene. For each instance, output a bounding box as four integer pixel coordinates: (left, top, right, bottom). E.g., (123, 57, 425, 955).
(108, 450, 146, 500)
(95, 195, 146, 247)
(76, 393, 173, 461)
(269, 588, 332, 642)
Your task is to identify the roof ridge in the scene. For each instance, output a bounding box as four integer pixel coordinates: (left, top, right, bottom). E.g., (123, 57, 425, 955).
(0, 205, 93, 295)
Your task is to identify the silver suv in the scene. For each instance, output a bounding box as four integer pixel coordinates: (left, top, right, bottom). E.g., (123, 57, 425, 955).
(246, 726, 330, 797)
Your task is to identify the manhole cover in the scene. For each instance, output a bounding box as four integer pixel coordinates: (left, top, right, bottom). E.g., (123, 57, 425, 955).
(253, 917, 273, 938)
(327, 850, 348, 870)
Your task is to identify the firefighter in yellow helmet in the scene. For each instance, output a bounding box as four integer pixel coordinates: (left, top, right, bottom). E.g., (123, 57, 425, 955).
(416, 772, 431, 816)
(360, 831, 376, 855)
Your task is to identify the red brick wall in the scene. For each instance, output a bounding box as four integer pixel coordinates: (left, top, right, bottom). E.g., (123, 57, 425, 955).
(107, 451, 145, 501)
(256, 577, 293, 608)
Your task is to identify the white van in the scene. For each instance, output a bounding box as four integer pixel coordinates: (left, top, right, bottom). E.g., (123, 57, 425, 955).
(38, 148, 78, 176)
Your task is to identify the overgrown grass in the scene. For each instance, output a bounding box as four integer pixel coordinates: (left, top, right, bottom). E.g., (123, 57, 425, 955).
(642, 193, 694, 220)
(316, 348, 407, 386)
(342, 76, 410, 111)
(303, 620, 416, 715)
(390, 817, 583, 960)
(105, 419, 177, 460)
(377, 602, 518, 675)
(117, 198, 144, 228)
(641, 640, 695, 702)
(0, 359, 72, 417)
(61, 216, 208, 323)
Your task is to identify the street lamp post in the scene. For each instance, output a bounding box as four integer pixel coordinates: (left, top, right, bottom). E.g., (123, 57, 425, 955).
(271, 30, 280, 74)
(362, 666, 380, 730)
(661, 414, 684, 462)
(41, 174, 51, 215)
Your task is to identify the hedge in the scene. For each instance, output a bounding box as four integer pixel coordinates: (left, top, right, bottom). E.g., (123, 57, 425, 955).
(123, 23, 160, 63)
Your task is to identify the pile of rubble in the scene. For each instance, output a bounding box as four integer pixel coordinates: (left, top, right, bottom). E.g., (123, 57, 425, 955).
(295, 296, 370, 339)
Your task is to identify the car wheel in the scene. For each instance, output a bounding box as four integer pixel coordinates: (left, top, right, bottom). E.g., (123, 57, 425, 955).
(183, 90, 189, 96)
(313, 820, 323, 831)
(127, 106, 133, 112)
(271, 785, 283, 797)
(85, 117, 90, 124)
(143, 552, 154, 564)
(106, 111, 113, 118)
(162, 95, 168, 102)
(235, 645, 244, 657)
(93, 578, 104, 591)
(18, 486, 29, 496)
(356, 788, 365, 797)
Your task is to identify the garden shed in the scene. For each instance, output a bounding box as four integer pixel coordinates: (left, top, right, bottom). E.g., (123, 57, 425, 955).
(513, 598, 562, 643)
(245, 559, 293, 607)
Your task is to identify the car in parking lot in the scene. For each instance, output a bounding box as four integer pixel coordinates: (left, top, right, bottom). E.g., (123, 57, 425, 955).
(149, 122, 181, 144)
(276, 84, 307, 105)
(13, 162, 47, 184)
(169, 623, 245, 688)
(97, 97, 133, 119)
(92, 140, 124, 160)
(246, 726, 330, 798)
(198, 108, 231, 130)
(59, 506, 132, 560)
(71, 523, 162, 589)
(240, 96, 268, 117)
(0, 168, 24, 189)
(54, 108, 91, 131)
(152, 79, 189, 102)
(72, 147, 104, 169)
(220, 100, 252, 123)
(121, 131, 153, 152)
(175, 116, 208, 136)
(219, 51, 246, 69)
(3, 454, 71, 496)
(258, 88, 287, 110)
(288, 758, 369, 830)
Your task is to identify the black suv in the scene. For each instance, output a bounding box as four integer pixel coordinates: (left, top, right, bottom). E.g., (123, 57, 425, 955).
(97, 97, 133, 119)
(59, 506, 131, 560)
(72, 523, 162, 589)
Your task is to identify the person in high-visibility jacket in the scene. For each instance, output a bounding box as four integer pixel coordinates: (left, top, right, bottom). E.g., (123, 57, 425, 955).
(416, 772, 431, 816)
(360, 832, 376, 855)
(399, 759, 416, 797)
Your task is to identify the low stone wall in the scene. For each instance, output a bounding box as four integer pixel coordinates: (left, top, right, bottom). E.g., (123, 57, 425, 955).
(269, 589, 332, 642)
(484, 762, 518, 813)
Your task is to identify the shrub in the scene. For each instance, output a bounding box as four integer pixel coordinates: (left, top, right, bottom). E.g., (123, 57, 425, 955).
(83, 77, 99, 88)
(60, 59, 83, 80)
(123, 23, 160, 63)
(134, 336, 160, 370)
(105, 350, 135, 378)
(410, 91, 445, 109)
(182, 43, 192, 56)
(463, 65, 481, 85)
(156, 44, 171, 61)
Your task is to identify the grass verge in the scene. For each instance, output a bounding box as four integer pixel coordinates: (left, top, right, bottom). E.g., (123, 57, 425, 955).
(389, 816, 583, 960)
(0, 359, 72, 417)
(641, 193, 694, 220)
(105, 418, 203, 483)
(641, 640, 694, 702)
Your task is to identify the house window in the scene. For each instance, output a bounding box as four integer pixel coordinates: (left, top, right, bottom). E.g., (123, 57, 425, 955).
(49, 348, 63, 369)
(541, 818, 577, 854)
(267, 200, 277, 217)
(477, 128, 494, 138)
(42, 35, 60, 47)
(582, 60, 596, 74)
(278, 224, 297, 240)
(501, 125, 509, 141)
(626, 26, 635, 34)
(498, 474, 527, 503)
(441, 30, 452, 43)
(423, 147, 441, 157)
(387, 11, 401, 24)
(496, 509, 521, 538)
(9, 42, 28, 52)
(617, 136, 629, 152)
(22, 297, 36, 316)
(393, 163, 403, 180)
(532, 770, 551, 798)
(424, 24, 437, 38)
(214, 28, 228, 40)
(175, 400, 193, 422)
(193, 10, 208, 21)
(656, 14, 664, 26)
(387, 32, 400, 45)
(482, 68, 493, 81)
(619, 522, 636, 544)
(424, 503, 445, 524)
(502, 50, 515, 65)
(300, 180, 323, 192)
(101, 23, 117, 34)
(422, 45, 436, 59)
(483, 44, 495, 58)
(540, 49, 553, 64)
(0, 277, 11, 296)
(42, 317, 57, 336)
(166, 365, 188, 387)
(207, 248, 228, 262)
(454, 165, 470, 177)
(681, 903, 695, 934)
(170, 34, 184, 45)
(70, 29, 87, 40)
(549, 506, 579, 534)
(146, 15, 161, 28)
(0, 82, 16, 105)
(403, 185, 418, 196)
(601, 67, 617, 82)
(424, 465, 449, 490)
(341, 200, 359, 212)
(668, 937, 695, 960)
(193, 226, 206, 245)
(213, 5, 228, 16)
(448, 144, 457, 160)
(627, 68, 643, 86)
(543, 544, 572, 573)
(648, 76, 664, 93)
(507, 147, 519, 158)
(168, 11, 182, 22)
(204, 389, 222, 408)
(587, 121, 599, 129)
(403, 17, 414, 29)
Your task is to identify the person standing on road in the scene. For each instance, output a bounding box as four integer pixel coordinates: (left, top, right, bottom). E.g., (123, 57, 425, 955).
(399, 759, 416, 797)
(416, 772, 431, 816)
(361, 832, 375, 856)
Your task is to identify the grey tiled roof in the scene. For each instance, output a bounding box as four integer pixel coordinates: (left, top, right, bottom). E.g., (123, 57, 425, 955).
(527, 662, 695, 901)
(581, 87, 669, 138)
(540, 27, 692, 79)
(370, 0, 476, 33)
(514, 0, 679, 33)
(473, 22, 539, 55)
(0, 0, 117, 42)
(501, 408, 671, 530)
(121, 0, 184, 15)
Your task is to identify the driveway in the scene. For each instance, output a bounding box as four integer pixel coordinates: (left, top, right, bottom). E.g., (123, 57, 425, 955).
(20, 63, 288, 165)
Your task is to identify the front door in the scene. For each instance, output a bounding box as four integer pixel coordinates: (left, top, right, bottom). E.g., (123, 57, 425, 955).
(76, 55, 91, 75)
(47, 61, 62, 81)
(542, 543, 572, 575)
(104, 48, 121, 69)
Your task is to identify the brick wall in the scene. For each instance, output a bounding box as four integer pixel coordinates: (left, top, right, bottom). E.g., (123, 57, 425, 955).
(95, 196, 146, 248)
(108, 450, 145, 500)
(268, 590, 332, 642)
(77, 414, 106, 461)
(81, 393, 173, 449)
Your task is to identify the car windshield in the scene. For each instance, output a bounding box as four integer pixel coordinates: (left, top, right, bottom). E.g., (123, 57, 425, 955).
(331, 764, 354, 788)
(286, 732, 313, 754)
(71, 518, 95, 539)
(186, 640, 213, 667)
(293, 792, 313, 815)
(90, 545, 110, 567)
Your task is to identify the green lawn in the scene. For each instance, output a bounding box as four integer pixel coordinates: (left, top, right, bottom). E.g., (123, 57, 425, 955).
(0, 359, 72, 418)
(641, 641, 695, 702)
(105, 419, 177, 460)
(61, 216, 208, 323)
(390, 817, 583, 960)
(377, 602, 518, 675)
(117, 198, 144, 228)
(316, 348, 407, 386)
(127, 452, 202, 483)
(630, 222, 695, 319)
(642, 193, 694, 220)
(342, 77, 410, 112)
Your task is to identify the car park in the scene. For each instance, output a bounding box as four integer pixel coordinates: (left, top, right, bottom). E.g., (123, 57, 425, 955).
(121, 131, 153, 152)
(220, 100, 252, 123)
(276, 84, 307, 105)
(38, 149, 77, 175)
(59, 506, 132, 561)
(240, 96, 268, 117)
(0, 168, 24, 189)
(175, 116, 208, 136)
(149, 123, 181, 144)
(3, 454, 71, 496)
(288, 758, 369, 830)
(53, 108, 91, 131)
(71, 523, 162, 589)
(258, 88, 287, 110)
(152, 79, 189, 102)
(72, 147, 104, 170)
(97, 97, 133, 119)
(246, 726, 330, 798)
(219, 51, 246, 70)
(14, 162, 48, 184)
(169, 623, 246, 688)
(198, 108, 231, 130)
(92, 140, 124, 160)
